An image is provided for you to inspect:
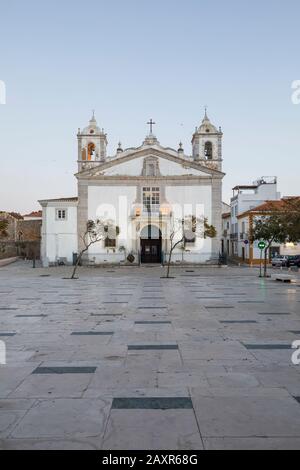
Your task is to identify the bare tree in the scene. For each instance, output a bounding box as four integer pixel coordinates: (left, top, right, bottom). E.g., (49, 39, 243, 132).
(165, 216, 217, 278)
(70, 219, 117, 279)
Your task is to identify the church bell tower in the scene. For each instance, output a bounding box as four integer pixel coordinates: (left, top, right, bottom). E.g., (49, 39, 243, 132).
(77, 112, 108, 171)
(192, 110, 223, 171)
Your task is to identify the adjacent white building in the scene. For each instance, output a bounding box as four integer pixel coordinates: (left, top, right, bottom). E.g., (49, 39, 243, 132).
(221, 177, 282, 263)
(39, 112, 225, 266)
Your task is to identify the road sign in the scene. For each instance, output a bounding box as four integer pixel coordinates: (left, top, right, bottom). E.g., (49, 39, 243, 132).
(258, 241, 266, 250)
(244, 240, 249, 245)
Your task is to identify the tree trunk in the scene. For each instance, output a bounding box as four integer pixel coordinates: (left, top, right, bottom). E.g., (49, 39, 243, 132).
(264, 248, 268, 277)
(71, 251, 84, 279)
(166, 249, 173, 278)
(264, 242, 272, 277)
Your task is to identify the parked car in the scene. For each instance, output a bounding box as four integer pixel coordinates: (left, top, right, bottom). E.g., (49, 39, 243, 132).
(272, 255, 300, 268)
(286, 255, 300, 267)
(271, 256, 288, 267)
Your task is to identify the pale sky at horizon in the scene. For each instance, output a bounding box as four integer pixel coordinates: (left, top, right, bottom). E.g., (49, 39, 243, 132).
(0, 0, 300, 213)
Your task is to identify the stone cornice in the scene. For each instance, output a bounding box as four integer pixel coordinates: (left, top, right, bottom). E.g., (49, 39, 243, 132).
(75, 146, 225, 179)
(76, 175, 223, 185)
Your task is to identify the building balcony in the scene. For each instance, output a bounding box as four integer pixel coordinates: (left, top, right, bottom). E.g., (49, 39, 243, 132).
(131, 204, 172, 219)
(240, 232, 249, 240)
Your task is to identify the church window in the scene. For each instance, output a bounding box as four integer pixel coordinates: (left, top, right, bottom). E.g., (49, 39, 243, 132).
(56, 209, 67, 220)
(104, 237, 116, 248)
(82, 149, 86, 161)
(143, 187, 160, 213)
(204, 141, 213, 159)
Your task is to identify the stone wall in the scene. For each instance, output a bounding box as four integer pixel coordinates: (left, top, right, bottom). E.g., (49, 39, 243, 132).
(0, 214, 42, 260)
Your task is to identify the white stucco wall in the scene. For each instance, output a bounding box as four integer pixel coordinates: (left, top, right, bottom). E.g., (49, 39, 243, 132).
(86, 183, 213, 264)
(41, 204, 77, 266)
(165, 185, 212, 262)
(88, 185, 137, 262)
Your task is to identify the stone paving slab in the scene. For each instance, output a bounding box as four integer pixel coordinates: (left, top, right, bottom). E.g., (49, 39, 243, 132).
(9, 398, 111, 441)
(101, 410, 203, 450)
(0, 261, 300, 449)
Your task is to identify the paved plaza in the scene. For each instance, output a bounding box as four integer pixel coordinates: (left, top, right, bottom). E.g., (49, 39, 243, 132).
(0, 261, 300, 450)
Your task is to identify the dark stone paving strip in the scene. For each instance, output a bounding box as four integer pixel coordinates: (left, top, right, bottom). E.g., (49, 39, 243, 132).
(294, 397, 300, 405)
(179, 275, 203, 277)
(39, 291, 57, 294)
(128, 345, 178, 350)
(43, 302, 81, 305)
(90, 313, 122, 316)
(223, 293, 247, 296)
(290, 331, 300, 334)
(0, 333, 16, 336)
(32, 366, 97, 374)
(140, 297, 165, 299)
(142, 292, 163, 294)
(189, 290, 209, 293)
(243, 344, 291, 350)
(109, 294, 132, 296)
(143, 285, 163, 287)
(213, 288, 234, 290)
(71, 331, 114, 336)
(59, 294, 82, 296)
(120, 285, 138, 287)
(15, 314, 47, 318)
(220, 320, 257, 324)
(17, 298, 41, 301)
(112, 397, 193, 410)
(103, 302, 128, 304)
(196, 297, 222, 299)
(205, 306, 235, 309)
(138, 307, 167, 309)
(0, 308, 18, 311)
(135, 321, 172, 325)
(258, 312, 290, 315)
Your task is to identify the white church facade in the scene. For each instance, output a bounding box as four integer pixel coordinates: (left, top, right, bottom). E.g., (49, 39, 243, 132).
(39, 112, 225, 266)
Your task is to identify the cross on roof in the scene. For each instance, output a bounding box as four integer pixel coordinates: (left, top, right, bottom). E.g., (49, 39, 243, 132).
(147, 118, 156, 134)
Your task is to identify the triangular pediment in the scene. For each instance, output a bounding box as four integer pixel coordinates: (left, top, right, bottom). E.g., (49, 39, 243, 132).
(76, 146, 224, 179)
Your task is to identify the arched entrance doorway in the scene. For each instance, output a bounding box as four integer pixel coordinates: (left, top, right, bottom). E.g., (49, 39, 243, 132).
(140, 225, 162, 264)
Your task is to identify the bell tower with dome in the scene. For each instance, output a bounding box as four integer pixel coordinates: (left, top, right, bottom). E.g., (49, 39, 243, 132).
(192, 109, 223, 171)
(77, 111, 108, 171)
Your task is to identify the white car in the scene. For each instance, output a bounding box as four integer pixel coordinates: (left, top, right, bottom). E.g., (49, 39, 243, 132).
(271, 256, 287, 267)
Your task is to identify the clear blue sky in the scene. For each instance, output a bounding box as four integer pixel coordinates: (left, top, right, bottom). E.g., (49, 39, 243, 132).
(0, 0, 299, 213)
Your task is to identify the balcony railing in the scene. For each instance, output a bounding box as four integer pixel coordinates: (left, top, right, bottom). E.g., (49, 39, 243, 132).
(143, 204, 160, 214)
(240, 232, 249, 240)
